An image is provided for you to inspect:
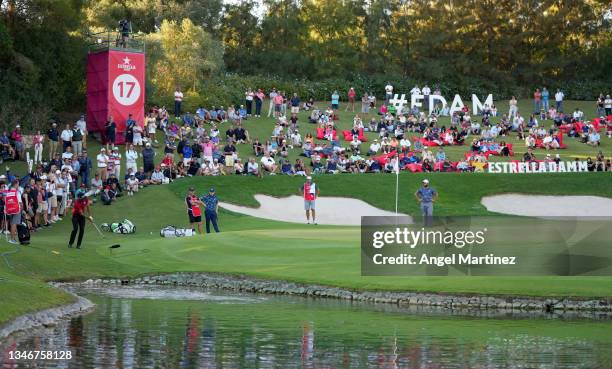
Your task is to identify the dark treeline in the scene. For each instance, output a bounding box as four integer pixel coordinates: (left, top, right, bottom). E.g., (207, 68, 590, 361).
(1, 0, 611, 128)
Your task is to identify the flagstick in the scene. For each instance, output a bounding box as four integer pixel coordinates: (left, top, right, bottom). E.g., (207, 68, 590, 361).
(395, 171, 399, 215)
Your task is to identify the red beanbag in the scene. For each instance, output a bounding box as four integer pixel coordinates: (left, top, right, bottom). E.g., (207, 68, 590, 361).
(316, 128, 324, 140)
(405, 163, 423, 172)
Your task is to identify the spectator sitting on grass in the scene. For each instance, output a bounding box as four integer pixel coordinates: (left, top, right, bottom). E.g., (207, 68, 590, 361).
(542, 133, 560, 150)
(586, 129, 601, 147)
(367, 139, 381, 156)
(150, 165, 166, 184)
(261, 152, 277, 174)
(126, 173, 139, 196)
(101, 186, 114, 205)
(281, 159, 294, 175)
(247, 157, 261, 177)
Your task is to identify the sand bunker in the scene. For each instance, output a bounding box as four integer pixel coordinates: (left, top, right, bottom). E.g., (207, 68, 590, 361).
(220, 195, 409, 225)
(481, 194, 612, 217)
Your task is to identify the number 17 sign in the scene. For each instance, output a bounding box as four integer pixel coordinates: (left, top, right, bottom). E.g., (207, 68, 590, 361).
(112, 74, 141, 106)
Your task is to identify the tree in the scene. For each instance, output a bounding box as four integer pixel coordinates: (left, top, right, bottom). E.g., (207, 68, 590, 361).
(147, 18, 223, 95)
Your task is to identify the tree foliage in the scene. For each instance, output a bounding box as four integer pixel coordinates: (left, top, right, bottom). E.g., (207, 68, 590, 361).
(1, 0, 610, 130)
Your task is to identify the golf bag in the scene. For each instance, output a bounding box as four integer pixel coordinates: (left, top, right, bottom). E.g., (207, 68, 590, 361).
(17, 222, 30, 245)
(101, 219, 136, 234)
(160, 225, 194, 238)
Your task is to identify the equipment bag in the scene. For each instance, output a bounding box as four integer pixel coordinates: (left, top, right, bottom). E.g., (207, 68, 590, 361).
(160, 225, 194, 238)
(17, 223, 30, 245)
(101, 219, 136, 234)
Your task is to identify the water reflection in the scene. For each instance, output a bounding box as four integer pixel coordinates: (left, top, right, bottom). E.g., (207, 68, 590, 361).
(2, 287, 612, 369)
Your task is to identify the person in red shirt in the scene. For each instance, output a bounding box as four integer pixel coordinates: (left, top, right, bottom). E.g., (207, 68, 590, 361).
(68, 189, 92, 249)
(346, 88, 356, 113)
(300, 176, 320, 225)
(185, 187, 204, 234)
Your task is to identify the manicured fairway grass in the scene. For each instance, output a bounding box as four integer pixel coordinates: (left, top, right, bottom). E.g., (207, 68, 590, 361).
(1, 172, 611, 324)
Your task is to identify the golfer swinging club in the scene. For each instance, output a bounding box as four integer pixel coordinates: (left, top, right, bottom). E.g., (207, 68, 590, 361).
(415, 179, 438, 227)
(68, 189, 93, 249)
(301, 176, 319, 225)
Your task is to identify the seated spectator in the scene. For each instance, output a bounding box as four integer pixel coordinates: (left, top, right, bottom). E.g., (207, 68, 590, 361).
(542, 134, 560, 150)
(261, 152, 277, 174)
(150, 166, 166, 184)
(294, 159, 307, 176)
(586, 130, 601, 147)
(523, 148, 536, 162)
(126, 173, 139, 195)
(367, 139, 381, 156)
(233, 158, 245, 175)
(247, 157, 261, 177)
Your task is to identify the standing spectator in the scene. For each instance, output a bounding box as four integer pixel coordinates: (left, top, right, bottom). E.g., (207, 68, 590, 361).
(596, 93, 606, 117)
(125, 144, 139, 174)
(541, 87, 550, 112)
(124, 114, 136, 145)
(96, 148, 109, 180)
(605, 94, 612, 116)
(533, 88, 542, 114)
(422, 85, 431, 111)
(331, 90, 340, 110)
(47, 122, 59, 160)
(78, 150, 92, 187)
(60, 123, 73, 153)
(174, 87, 183, 118)
(384, 82, 393, 104)
(273, 91, 284, 117)
(111, 147, 122, 178)
(255, 89, 265, 117)
(415, 179, 438, 227)
(201, 187, 220, 233)
(33, 130, 44, 165)
(268, 88, 278, 118)
(508, 96, 518, 120)
(75, 114, 88, 150)
(555, 89, 564, 112)
(361, 93, 369, 114)
(71, 123, 84, 155)
(146, 112, 157, 144)
(105, 117, 116, 150)
(142, 142, 156, 174)
(290, 93, 301, 115)
(346, 87, 356, 112)
(245, 89, 254, 116)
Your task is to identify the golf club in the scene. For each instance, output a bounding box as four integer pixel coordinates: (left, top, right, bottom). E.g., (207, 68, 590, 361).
(90, 218, 105, 239)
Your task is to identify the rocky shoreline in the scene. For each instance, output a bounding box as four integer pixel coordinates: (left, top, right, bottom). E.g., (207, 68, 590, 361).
(76, 272, 612, 313)
(0, 289, 94, 340)
(3, 271, 611, 340)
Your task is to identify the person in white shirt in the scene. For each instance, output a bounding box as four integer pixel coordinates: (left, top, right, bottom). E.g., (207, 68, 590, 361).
(508, 96, 518, 120)
(410, 85, 421, 97)
(174, 88, 184, 118)
(133, 124, 143, 146)
(61, 146, 74, 161)
(76, 114, 88, 149)
(350, 136, 362, 154)
(399, 137, 411, 153)
(268, 88, 278, 118)
(422, 85, 431, 110)
(125, 172, 139, 195)
(368, 140, 381, 155)
(290, 130, 302, 147)
(60, 124, 73, 153)
(96, 148, 109, 180)
(542, 134, 559, 150)
(111, 147, 122, 178)
(247, 158, 261, 176)
(605, 95, 612, 116)
(555, 89, 564, 112)
(150, 166, 166, 184)
(260, 152, 277, 174)
(572, 108, 584, 122)
(384, 82, 393, 104)
(125, 144, 139, 174)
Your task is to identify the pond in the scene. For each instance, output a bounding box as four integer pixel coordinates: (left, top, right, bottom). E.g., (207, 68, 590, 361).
(2, 286, 612, 369)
